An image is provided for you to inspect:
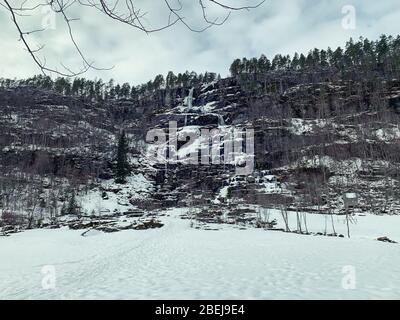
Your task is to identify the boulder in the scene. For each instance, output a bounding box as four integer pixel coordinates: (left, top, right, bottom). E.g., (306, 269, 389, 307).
(133, 219, 164, 230)
(377, 236, 397, 244)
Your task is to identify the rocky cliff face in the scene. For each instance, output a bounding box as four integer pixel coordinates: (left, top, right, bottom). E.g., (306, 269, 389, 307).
(1, 70, 400, 229)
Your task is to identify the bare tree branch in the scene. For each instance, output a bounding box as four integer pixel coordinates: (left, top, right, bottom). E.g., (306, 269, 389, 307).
(2, 0, 265, 77)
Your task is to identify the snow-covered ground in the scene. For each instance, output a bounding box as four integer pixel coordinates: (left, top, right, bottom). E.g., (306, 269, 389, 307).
(77, 174, 154, 215)
(1, 209, 400, 300)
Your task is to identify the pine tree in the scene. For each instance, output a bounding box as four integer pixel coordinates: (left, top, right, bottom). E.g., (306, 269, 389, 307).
(291, 53, 300, 70)
(153, 74, 165, 90)
(130, 86, 138, 100)
(60, 202, 67, 216)
(121, 82, 131, 98)
(67, 193, 78, 216)
(229, 59, 241, 76)
(299, 54, 306, 69)
(166, 71, 177, 88)
(320, 50, 329, 67)
(114, 130, 131, 184)
(115, 84, 121, 99)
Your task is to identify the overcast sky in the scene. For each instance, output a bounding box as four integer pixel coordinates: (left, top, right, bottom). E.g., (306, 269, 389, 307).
(0, 0, 399, 84)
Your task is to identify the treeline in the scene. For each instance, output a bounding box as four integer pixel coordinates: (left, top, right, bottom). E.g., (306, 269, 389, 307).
(1, 34, 400, 101)
(229, 35, 400, 76)
(0, 71, 221, 102)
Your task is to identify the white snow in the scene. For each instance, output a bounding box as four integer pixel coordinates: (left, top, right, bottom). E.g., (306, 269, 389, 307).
(78, 174, 154, 215)
(288, 118, 327, 135)
(1, 209, 400, 299)
(202, 101, 217, 112)
(375, 127, 400, 142)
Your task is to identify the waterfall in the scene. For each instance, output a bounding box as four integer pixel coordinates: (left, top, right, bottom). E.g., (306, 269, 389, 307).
(218, 114, 225, 126)
(184, 114, 188, 126)
(187, 87, 194, 109)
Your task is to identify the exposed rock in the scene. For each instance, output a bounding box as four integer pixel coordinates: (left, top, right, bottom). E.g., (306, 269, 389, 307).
(377, 236, 397, 244)
(133, 219, 164, 230)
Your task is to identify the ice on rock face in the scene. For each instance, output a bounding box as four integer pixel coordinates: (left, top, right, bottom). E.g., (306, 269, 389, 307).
(179, 88, 225, 127)
(180, 88, 195, 125)
(187, 88, 194, 109)
(218, 114, 225, 126)
(183, 88, 194, 110)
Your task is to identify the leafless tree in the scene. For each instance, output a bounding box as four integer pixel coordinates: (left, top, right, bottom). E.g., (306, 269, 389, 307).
(280, 204, 290, 232)
(2, 0, 265, 76)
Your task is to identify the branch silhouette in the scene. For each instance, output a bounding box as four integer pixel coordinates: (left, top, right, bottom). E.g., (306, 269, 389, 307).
(2, 0, 265, 77)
